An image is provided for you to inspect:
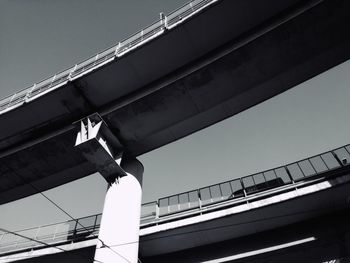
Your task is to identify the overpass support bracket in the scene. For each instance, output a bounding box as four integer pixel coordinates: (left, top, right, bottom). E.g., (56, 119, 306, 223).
(74, 113, 125, 182)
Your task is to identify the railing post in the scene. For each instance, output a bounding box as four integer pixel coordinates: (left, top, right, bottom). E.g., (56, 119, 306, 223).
(155, 201, 160, 220)
(32, 226, 41, 249)
(164, 15, 168, 29)
(187, 192, 191, 209)
(218, 184, 224, 200)
(8, 93, 16, 105)
(115, 42, 121, 56)
(93, 214, 98, 233)
(296, 162, 306, 179)
(68, 64, 77, 80)
(94, 54, 99, 66)
(285, 167, 298, 190)
(160, 12, 167, 29)
(52, 224, 59, 241)
(73, 220, 78, 238)
(49, 74, 56, 88)
(228, 180, 234, 199)
(198, 189, 202, 214)
(25, 84, 36, 101)
(332, 152, 344, 167)
(209, 187, 213, 204)
(239, 178, 247, 197)
(240, 178, 249, 204)
(307, 158, 318, 175)
(14, 235, 19, 249)
(167, 198, 170, 214)
(285, 167, 294, 183)
(319, 154, 330, 170)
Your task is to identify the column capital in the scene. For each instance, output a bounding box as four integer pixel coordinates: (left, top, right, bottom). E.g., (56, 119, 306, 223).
(74, 113, 126, 182)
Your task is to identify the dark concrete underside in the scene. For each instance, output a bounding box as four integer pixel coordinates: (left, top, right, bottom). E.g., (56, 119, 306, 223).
(11, 213, 350, 263)
(1, 0, 350, 204)
(18, 212, 350, 263)
(143, 210, 350, 263)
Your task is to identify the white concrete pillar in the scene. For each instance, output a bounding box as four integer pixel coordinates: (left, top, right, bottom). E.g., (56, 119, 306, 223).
(94, 158, 144, 263)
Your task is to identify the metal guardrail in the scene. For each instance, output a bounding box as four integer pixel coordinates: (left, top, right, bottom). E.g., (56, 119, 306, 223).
(0, 214, 101, 255)
(167, 0, 213, 27)
(1, 143, 350, 256)
(0, 0, 218, 114)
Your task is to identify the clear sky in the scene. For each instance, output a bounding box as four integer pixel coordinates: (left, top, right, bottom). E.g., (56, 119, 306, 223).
(1, 0, 350, 232)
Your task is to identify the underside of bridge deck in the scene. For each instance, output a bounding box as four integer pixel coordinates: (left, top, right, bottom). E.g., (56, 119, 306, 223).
(1, 0, 350, 204)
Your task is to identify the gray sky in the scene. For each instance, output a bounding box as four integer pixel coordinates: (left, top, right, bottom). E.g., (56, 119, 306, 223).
(1, 0, 350, 232)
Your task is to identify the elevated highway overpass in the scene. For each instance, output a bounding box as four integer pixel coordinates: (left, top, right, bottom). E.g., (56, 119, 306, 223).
(1, 143, 350, 262)
(1, 0, 350, 204)
(1, 0, 350, 261)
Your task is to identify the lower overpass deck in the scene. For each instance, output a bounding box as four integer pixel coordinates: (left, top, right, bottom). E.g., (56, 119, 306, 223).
(1, 143, 350, 262)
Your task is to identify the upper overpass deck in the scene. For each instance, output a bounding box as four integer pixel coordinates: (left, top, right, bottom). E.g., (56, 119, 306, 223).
(1, 142, 350, 260)
(1, 0, 350, 204)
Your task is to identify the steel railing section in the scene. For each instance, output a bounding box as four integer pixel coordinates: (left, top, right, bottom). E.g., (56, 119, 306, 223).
(0, 0, 218, 115)
(0, 214, 101, 255)
(153, 144, 349, 222)
(116, 20, 165, 57)
(1, 143, 350, 255)
(167, 0, 216, 28)
(155, 146, 346, 218)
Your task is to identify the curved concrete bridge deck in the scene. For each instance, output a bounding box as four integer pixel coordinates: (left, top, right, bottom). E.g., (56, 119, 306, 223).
(1, 143, 350, 262)
(1, 0, 350, 204)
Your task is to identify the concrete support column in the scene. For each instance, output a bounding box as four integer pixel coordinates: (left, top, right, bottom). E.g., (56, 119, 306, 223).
(75, 114, 143, 262)
(94, 158, 144, 263)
